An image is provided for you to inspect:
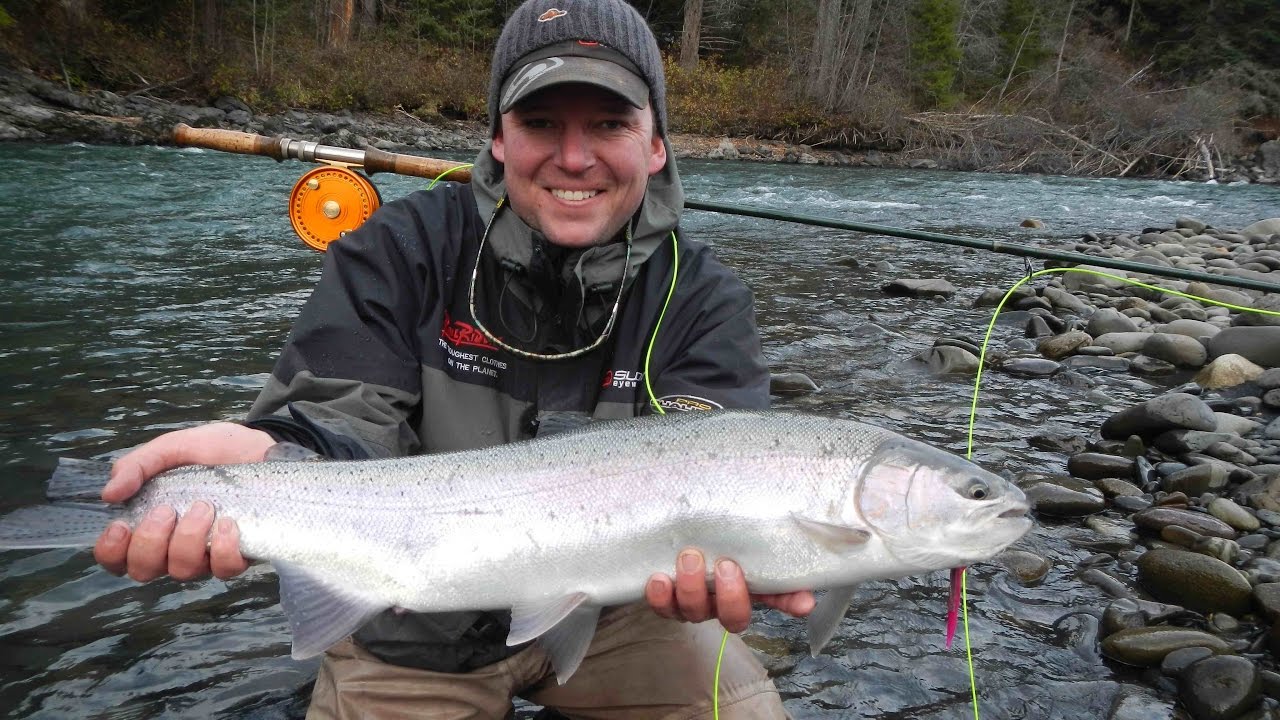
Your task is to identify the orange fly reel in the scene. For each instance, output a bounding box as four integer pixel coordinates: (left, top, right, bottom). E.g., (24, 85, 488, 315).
(288, 165, 381, 252)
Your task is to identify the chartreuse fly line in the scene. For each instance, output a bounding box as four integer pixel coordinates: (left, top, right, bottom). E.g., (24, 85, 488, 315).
(425, 163, 474, 190)
(959, 266, 1280, 720)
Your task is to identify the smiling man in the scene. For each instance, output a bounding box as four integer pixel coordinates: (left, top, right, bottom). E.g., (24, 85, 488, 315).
(92, 0, 811, 717)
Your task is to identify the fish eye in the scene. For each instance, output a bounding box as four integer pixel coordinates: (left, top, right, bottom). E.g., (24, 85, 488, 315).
(966, 480, 990, 500)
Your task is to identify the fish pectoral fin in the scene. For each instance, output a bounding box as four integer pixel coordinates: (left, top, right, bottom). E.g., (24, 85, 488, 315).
(264, 442, 325, 462)
(791, 514, 872, 553)
(275, 561, 387, 659)
(807, 584, 858, 657)
(508, 592, 600, 684)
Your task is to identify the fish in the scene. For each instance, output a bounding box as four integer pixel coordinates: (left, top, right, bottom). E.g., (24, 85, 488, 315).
(0, 410, 1032, 683)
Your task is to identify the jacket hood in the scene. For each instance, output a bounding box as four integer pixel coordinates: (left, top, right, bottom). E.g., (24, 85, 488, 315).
(470, 138, 683, 295)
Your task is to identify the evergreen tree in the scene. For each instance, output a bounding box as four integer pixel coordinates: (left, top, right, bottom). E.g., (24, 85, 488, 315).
(997, 0, 1049, 89)
(911, 0, 962, 107)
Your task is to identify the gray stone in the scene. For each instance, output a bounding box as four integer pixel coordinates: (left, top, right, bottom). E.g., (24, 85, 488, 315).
(1208, 498, 1261, 532)
(1144, 333, 1208, 367)
(882, 278, 956, 297)
(1136, 547, 1252, 615)
(1209, 327, 1280, 367)
(1087, 308, 1139, 336)
(1181, 655, 1260, 720)
(1102, 626, 1231, 667)
(1061, 355, 1132, 371)
(1068, 452, 1136, 480)
(916, 346, 980, 374)
(1160, 318, 1221, 339)
(1029, 432, 1087, 454)
(1133, 506, 1236, 539)
(1258, 369, 1280, 391)
(1094, 331, 1152, 354)
(1102, 393, 1219, 439)
(1235, 294, 1280, 328)
(1194, 354, 1266, 389)
(995, 549, 1051, 585)
(1265, 388, 1280, 409)
(1024, 480, 1107, 516)
(1253, 583, 1280, 622)
(1130, 355, 1178, 376)
(1095, 477, 1145, 497)
(1042, 286, 1090, 313)
(1162, 464, 1231, 496)
(1002, 357, 1061, 378)
(1214, 412, 1263, 437)
(1154, 430, 1237, 455)
(1176, 217, 1209, 233)
(1162, 646, 1216, 677)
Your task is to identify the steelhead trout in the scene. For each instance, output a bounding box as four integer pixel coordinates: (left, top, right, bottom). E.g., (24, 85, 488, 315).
(0, 411, 1032, 682)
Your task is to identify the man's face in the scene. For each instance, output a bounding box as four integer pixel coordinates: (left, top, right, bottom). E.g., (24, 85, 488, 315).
(492, 83, 667, 249)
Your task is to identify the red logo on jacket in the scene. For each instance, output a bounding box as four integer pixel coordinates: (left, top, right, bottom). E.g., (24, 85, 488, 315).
(441, 311, 497, 351)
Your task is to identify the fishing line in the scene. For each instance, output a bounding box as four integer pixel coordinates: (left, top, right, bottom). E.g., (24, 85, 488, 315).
(426, 163, 475, 190)
(961, 266, 1280, 720)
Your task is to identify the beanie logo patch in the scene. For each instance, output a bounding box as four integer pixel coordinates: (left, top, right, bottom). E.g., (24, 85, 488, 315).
(501, 57, 565, 109)
(537, 8, 568, 22)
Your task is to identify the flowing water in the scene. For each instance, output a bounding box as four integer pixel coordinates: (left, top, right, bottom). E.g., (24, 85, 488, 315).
(1, 142, 1278, 718)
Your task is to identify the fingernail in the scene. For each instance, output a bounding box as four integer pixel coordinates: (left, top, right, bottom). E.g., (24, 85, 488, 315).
(216, 518, 235, 535)
(106, 522, 128, 542)
(146, 506, 175, 524)
(187, 501, 213, 522)
(679, 551, 701, 573)
(716, 559, 736, 579)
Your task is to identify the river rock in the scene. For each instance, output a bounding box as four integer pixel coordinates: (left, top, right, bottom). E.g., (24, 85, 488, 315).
(769, 372, 820, 396)
(1042, 286, 1089, 313)
(1162, 646, 1217, 677)
(996, 549, 1052, 585)
(1180, 655, 1260, 720)
(1130, 355, 1178, 376)
(1235, 294, 1280, 328)
(1242, 219, 1280, 238)
(1087, 308, 1140, 336)
(1253, 583, 1280, 622)
(1068, 452, 1136, 480)
(1136, 547, 1252, 615)
(1162, 464, 1231, 496)
(1208, 498, 1261, 532)
(1038, 331, 1093, 360)
(1209, 327, 1280, 367)
(1108, 688, 1179, 720)
(916, 345, 980, 374)
(1023, 477, 1107, 516)
(1102, 393, 1219, 439)
(1030, 431, 1087, 454)
(1094, 331, 1152, 354)
(1265, 389, 1280, 409)
(1258, 369, 1280, 391)
(1155, 430, 1237, 455)
(1214, 412, 1262, 437)
(1195, 354, 1266, 389)
(1002, 357, 1061, 377)
(882, 278, 956, 297)
(1064, 265, 1129, 291)
(1133, 507, 1237, 539)
(1102, 626, 1231, 666)
(1144, 333, 1209, 368)
(1161, 318, 1221, 339)
(1096, 477, 1145, 497)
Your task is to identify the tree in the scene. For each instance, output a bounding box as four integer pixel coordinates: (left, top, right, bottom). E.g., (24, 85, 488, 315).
(679, 0, 702, 69)
(911, 0, 962, 107)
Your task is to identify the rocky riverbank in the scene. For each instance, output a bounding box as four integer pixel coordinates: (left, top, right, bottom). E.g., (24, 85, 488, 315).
(895, 216, 1280, 719)
(4, 67, 1278, 182)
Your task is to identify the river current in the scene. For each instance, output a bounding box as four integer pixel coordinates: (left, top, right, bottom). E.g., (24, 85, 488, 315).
(0, 142, 1278, 718)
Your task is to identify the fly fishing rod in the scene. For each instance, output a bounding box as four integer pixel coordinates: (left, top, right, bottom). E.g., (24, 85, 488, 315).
(172, 124, 1280, 295)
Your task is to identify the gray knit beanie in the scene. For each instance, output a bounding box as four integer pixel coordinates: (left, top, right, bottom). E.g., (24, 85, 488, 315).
(488, 0, 668, 136)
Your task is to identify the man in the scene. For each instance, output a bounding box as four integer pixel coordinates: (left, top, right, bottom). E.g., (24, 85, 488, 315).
(93, 0, 813, 716)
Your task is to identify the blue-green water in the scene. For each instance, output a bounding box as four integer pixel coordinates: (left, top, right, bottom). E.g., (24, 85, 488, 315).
(0, 142, 1277, 718)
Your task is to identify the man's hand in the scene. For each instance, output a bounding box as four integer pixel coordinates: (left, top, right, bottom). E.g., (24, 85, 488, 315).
(93, 422, 277, 583)
(644, 548, 816, 633)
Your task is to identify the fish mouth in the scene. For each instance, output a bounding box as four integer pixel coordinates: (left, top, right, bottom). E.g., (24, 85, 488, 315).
(999, 504, 1030, 519)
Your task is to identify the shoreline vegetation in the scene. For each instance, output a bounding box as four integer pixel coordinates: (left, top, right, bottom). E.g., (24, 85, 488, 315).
(2, 1, 1279, 183)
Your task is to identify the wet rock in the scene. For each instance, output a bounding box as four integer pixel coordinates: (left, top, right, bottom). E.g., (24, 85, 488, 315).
(1021, 217, 1046, 229)
(1145, 333, 1209, 368)
(1114, 495, 1154, 512)
(1131, 355, 1179, 376)
(1134, 507, 1237, 539)
(1208, 498, 1261, 532)
(1069, 452, 1136, 480)
(1042, 286, 1089, 313)
(1039, 330, 1093, 360)
(1162, 464, 1231, 496)
(1107, 688, 1178, 720)
(1136, 547, 1252, 615)
(1194, 354, 1265, 390)
(1252, 583, 1280, 622)
(1162, 646, 1217, 677)
(1180, 655, 1260, 720)
(1030, 432, 1087, 454)
(1102, 393, 1220, 440)
(1102, 626, 1230, 666)
(1155, 430, 1238, 455)
(1081, 567, 1137, 597)
(1242, 219, 1280, 237)
(1264, 389, 1280, 409)
(1162, 318, 1222, 340)
(1209, 327, 1280, 368)
(1062, 355, 1132, 371)
(1205, 441, 1256, 465)
(1088, 308, 1141, 336)
(1025, 479, 1107, 516)
(832, 256, 861, 268)
(1026, 315, 1054, 338)
(1096, 477, 1145, 497)
(1002, 357, 1061, 377)
(1235, 295, 1280, 328)
(916, 346, 980, 374)
(1213, 413, 1262, 437)
(997, 549, 1052, 585)
(769, 372, 820, 396)
(1258, 369, 1280, 391)
(882, 278, 956, 297)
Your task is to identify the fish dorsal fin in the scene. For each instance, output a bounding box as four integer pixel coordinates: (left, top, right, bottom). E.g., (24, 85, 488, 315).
(508, 592, 600, 684)
(264, 442, 325, 463)
(275, 561, 387, 659)
(791, 514, 871, 554)
(807, 584, 858, 657)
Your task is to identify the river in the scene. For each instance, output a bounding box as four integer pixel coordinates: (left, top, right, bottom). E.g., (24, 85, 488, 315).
(1, 142, 1278, 718)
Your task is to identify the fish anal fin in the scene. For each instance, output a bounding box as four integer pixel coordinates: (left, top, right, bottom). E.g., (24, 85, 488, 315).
(791, 514, 871, 554)
(807, 584, 858, 657)
(48, 457, 113, 502)
(275, 561, 387, 659)
(508, 592, 600, 684)
(264, 442, 324, 463)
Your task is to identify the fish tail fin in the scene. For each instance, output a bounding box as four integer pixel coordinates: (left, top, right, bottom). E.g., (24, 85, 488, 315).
(0, 504, 115, 549)
(47, 457, 113, 502)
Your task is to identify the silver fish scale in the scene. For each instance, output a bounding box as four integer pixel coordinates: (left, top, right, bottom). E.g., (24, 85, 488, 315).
(123, 412, 956, 611)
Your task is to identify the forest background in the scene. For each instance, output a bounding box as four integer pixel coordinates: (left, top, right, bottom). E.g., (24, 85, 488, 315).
(1, 0, 1278, 177)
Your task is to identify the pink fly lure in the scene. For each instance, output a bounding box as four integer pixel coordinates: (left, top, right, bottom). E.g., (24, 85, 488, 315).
(945, 566, 965, 648)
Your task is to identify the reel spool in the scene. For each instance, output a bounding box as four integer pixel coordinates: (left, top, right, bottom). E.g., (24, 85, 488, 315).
(288, 165, 382, 252)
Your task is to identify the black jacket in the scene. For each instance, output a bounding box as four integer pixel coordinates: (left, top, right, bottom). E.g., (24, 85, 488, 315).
(245, 171, 769, 672)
